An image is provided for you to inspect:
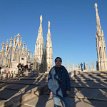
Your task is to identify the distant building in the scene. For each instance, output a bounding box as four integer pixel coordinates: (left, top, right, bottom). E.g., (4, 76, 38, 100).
(95, 3, 107, 71)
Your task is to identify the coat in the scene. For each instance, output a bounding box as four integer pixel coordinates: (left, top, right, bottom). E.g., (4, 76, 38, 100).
(48, 65, 71, 98)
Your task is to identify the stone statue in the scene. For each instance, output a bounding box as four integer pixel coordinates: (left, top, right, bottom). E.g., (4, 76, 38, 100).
(95, 3, 97, 8)
(48, 21, 50, 29)
(40, 15, 42, 23)
(13, 37, 17, 47)
(1, 42, 5, 50)
(9, 37, 13, 47)
(6, 41, 9, 51)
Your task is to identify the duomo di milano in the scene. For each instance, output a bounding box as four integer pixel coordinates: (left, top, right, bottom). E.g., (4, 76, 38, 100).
(0, 3, 107, 72)
(0, 15, 52, 72)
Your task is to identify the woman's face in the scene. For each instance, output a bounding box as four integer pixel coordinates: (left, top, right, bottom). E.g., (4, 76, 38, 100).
(55, 59, 62, 67)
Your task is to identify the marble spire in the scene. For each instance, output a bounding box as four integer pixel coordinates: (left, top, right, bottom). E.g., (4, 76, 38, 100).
(34, 15, 44, 63)
(95, 3, 102, 33)
(46, 21, 53, 71)
(95, 3, 107, 71)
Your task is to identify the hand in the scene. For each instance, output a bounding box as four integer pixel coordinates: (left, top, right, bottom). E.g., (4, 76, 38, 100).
(49, 92, 53, 98)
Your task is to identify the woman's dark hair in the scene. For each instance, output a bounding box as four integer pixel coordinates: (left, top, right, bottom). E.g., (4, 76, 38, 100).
(55, 57, 62, 62)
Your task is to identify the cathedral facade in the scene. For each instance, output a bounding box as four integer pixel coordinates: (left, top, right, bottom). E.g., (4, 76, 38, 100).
(34, 15, 53, 72)
(0, 34, 31, 68)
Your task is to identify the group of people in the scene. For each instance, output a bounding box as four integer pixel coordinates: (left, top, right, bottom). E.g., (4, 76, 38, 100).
(17, 63, 32, 77)
(0, 63, 33, 79)
(0, 67, 16, 79)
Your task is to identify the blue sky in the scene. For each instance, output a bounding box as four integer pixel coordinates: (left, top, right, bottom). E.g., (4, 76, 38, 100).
(0, 0, 107, 65)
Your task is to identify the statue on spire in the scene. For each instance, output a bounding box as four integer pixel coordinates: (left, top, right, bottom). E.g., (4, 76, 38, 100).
(1, 42, 5, 50)
(94, 2, 101, 31)
(48, 21, 50, 29)
(95, 3, 97, 9)
(38, 15, 43, 33)
(40, 15, 42, 23)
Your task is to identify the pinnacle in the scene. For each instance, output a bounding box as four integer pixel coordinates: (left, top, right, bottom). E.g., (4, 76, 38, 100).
(95, 3, 97, 8)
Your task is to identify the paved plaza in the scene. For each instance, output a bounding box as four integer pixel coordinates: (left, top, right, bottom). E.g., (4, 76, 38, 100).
(0, 71, 107, 107)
